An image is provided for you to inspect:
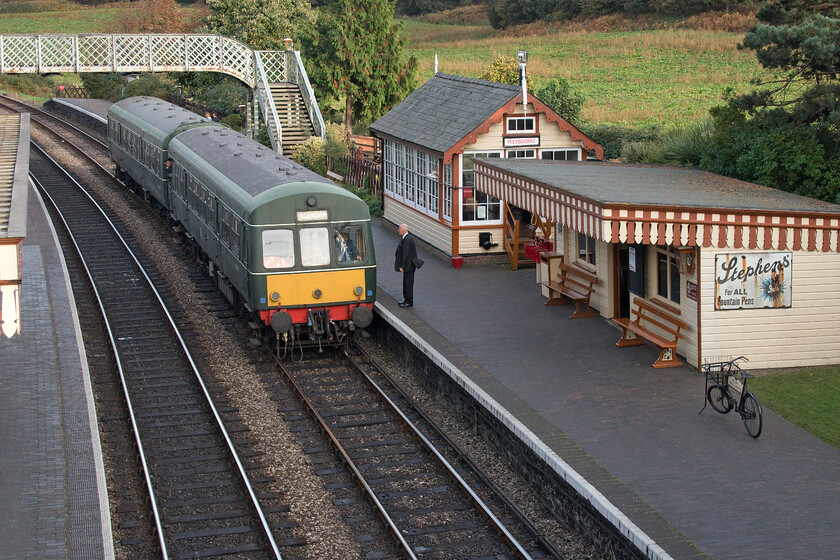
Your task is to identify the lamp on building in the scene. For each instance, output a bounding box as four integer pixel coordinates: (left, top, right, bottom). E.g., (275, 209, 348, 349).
(0, 240, 22, 338)
(284, 37, 293, 51)
(675, 247, 696, 276)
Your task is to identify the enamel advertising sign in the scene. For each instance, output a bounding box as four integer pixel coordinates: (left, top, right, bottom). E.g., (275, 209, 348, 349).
(714, 252, 792, 310)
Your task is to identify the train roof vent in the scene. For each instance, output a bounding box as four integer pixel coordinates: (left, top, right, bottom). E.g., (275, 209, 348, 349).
(255, 153, 264, 158)
(286, 170, 297, 176)
(219, 143, 228, 147)
(202, 131, 210, 136)
(234, 152, 243, 157)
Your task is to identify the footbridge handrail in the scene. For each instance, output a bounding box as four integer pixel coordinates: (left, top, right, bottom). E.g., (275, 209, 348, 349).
(0, 34, 260, 87)
(0, 34, 327, 150)
(253, 51, 283, 153)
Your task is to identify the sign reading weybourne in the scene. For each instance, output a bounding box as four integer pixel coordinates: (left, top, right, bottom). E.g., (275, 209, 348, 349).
(503, 136, 539, 147)
(714, 252, 792, 310)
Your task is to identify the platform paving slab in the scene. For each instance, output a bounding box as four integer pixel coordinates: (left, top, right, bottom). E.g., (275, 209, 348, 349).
(0, 185, 113, 560)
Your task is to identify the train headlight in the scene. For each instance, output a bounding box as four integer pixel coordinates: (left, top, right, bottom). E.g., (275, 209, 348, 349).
(354, 286, 363, 297)
(313, 288, 322, 299)
(269, 291, 280, 303)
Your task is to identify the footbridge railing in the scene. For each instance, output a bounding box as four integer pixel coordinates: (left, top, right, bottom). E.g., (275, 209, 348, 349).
(0, 34, 325, 150)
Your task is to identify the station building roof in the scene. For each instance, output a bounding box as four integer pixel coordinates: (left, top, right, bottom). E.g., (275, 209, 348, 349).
(473, 158, 840, 252)
(370, 73, 603, 162)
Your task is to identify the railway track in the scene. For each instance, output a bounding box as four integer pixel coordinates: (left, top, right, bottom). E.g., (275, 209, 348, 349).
(0, 95, 112, 167)
(28, 144, 290, 558)
(273, 341, 563, 559)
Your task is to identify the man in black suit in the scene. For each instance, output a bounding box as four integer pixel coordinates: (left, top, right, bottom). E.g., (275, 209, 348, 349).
(394, 223, 417, 307)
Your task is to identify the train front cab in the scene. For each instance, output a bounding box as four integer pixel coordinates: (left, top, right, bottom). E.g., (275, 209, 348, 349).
(254, 215, 376, 342)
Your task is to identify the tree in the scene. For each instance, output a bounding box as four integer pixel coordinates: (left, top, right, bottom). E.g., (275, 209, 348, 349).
(479, 55, 519, 84)
(302, 0, 417, 130)
(701, 1, 840, 203)
(204, 0, 315, 50)
(734, 0, 840, 127)
(534, 77, 584, 123)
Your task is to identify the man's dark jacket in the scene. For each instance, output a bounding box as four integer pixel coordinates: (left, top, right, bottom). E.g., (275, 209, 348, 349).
(394, 233, 417, 272)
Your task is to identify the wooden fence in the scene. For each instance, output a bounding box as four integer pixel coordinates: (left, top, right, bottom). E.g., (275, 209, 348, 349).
(328, 154, 381, 195)
(55, 85, 90, 99)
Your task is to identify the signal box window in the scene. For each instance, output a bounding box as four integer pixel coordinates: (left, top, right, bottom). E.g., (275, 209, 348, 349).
(462, 152, 502, 223)
(335, 226, 365, 264)
(541, 149, 580, 161)
(300, 227, 331, 267)
(263, 230, 295, 269)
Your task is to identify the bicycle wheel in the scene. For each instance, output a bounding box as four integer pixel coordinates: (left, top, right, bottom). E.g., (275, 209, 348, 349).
(707, 384, 734, 414)
(741, 392, 763, 438)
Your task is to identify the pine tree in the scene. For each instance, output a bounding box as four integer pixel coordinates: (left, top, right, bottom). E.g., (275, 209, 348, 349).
(303, 0, 417, 130)
(701, 1, 840, 203)
(735, 0, 840, 126)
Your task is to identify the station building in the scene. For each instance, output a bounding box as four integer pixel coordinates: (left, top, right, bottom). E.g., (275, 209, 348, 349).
(369, 72, 602, 261)
(0, 112, 29, 339)
(473, 158, 840, 370)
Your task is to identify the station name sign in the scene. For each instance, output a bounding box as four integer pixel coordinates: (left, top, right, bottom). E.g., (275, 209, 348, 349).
(503, 136, 539, 147)
(714, 252, 792, 310)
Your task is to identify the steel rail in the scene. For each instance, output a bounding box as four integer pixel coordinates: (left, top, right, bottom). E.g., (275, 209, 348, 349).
(340, 346, 535, 560)
(271, 354, 419, 560)
(274, 346, 536, 560)
(348, 339, 566, 560)
(30, 141, 283, 560)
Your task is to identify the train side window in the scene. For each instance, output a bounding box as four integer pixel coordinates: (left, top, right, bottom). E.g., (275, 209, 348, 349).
(300, 227, 330, 267)
(334, 226, 365, 263)
(262, 230, 295, 269)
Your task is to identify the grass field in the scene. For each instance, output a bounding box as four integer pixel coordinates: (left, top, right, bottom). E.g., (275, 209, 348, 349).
(0, 1, 206, 34)
(402, 19, 768, 127)
(751, 367, 840, 448)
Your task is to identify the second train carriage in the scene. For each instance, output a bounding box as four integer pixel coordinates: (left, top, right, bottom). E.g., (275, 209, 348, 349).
(108, 97, 376, 345)
(107, 96, 215, 206)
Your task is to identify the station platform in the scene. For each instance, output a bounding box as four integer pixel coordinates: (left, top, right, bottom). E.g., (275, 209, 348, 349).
(0, 183, 113, 559)
(370, 219, 840, 560)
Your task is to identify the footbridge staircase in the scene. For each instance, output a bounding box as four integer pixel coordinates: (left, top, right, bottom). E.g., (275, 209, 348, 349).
(0, 34, 324, 154)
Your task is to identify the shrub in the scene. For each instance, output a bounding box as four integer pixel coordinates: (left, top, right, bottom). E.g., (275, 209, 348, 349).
(624, 120, 713, 165)
(534, 76, 584, 123)
(0, 73, 56, 98)
(123, 74, 177, 99)
(221, 113, 243, 130)
(579, 122, 661, 160)
(81, 73, 127, 101)
(479, 55, 520, 85)
(701, 105, 840, 204)
(290, 136, 327, 176)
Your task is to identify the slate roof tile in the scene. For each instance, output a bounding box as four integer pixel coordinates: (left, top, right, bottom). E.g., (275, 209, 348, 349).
(370, 73, 520, 155)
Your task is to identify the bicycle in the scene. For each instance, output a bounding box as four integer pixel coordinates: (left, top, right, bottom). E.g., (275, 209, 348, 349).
(700, 356, 763, 438)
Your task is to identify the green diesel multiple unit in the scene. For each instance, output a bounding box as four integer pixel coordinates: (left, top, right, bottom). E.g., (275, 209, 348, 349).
(108, 97, 376, 345)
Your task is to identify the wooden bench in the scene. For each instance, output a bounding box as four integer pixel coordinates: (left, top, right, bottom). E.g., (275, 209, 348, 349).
(541, 262, 598, 319)
(326, 170, 344, 183)
(613, 298, 688, 368)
